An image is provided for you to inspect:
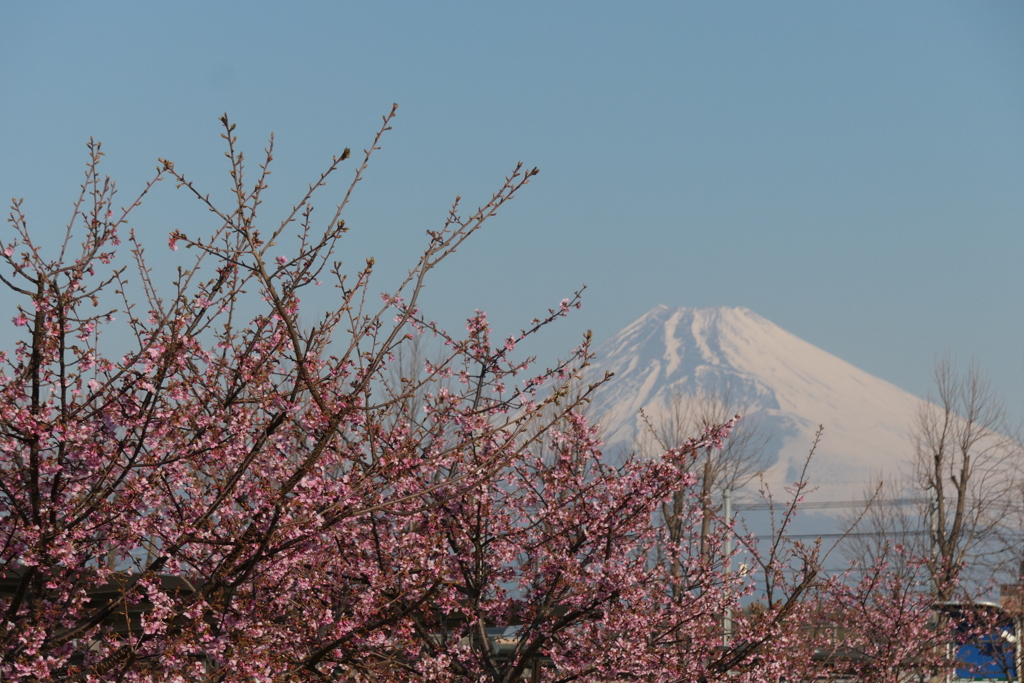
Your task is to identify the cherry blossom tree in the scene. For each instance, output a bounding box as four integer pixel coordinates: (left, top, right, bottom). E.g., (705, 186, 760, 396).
(0, 108, 952, 682)
(373, 417, 952, 683)
(0, 106, 587, 681)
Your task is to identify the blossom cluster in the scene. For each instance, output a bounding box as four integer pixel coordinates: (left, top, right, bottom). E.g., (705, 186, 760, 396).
(0, 115, 951, 682)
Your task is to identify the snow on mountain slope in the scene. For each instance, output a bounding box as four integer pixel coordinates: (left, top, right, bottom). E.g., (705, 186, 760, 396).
(587, 306, 923, 503)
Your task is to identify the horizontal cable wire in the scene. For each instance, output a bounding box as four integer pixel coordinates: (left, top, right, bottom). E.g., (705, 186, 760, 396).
(733, 498, 927, 511)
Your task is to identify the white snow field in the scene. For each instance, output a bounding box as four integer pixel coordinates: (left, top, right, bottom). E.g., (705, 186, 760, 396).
(586, 305, 924, 504)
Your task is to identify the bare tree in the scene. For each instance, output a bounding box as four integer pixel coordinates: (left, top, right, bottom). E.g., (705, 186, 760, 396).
(634, 388, 772, 592)
(845, 358, 1021, 603)
(637, 387, 773, 494)
(916, 358, 1022, 601)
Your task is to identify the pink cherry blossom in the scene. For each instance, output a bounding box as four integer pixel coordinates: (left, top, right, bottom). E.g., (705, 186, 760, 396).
(0, 112, 953, 683)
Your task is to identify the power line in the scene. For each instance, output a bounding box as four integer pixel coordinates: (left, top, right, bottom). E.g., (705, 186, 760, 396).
(757, 532, 933, 540)
(733, 498, 927, 511)
(733, 498, 1024, 513)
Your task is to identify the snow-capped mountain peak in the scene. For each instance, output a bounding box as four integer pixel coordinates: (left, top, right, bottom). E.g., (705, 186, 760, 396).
(588, 306, 922, 501)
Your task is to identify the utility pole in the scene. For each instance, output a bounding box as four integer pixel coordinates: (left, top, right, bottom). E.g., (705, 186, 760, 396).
(928, 500, 938, 595)
(699, 456, 713, 565)
(723, 487, 732, 647)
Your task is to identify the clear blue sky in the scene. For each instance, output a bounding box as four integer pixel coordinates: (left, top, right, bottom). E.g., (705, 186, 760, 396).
(2, 2, 1023, 416)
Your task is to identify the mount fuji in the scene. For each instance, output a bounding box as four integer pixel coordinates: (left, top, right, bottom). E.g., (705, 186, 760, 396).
(586, 306, 923, 503)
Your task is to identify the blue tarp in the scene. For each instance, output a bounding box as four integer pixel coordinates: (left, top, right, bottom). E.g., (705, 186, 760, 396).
(955, 623, 1017, 681)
